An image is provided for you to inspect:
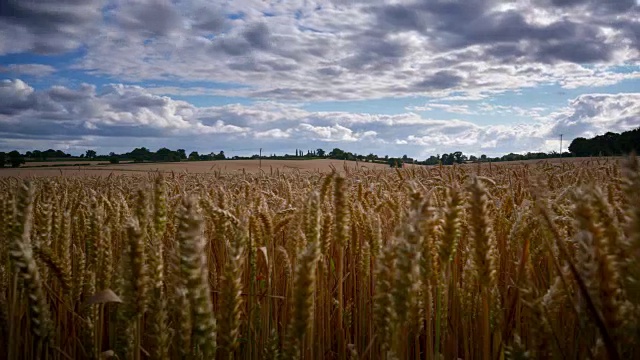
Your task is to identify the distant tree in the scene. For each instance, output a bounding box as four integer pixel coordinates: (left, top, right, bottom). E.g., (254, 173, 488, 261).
(441, 153, 456, 165)
(214, 151, 225, 160)
(85, 149, 97, 159)
(130, 147, 151, 162)
(177, 149, 187, 160)
(155, 147, 181, 162)
(25, 151, 33, 158)
(569, 137, 591, 157)
(188, 151, 200, 161)
(8, 151, 24, 168)
(566, 128, 640, 157)
(470, 155, 478, 162)
(480, 154, 487, 161)
(424, 155, 439, 165)
(329, 148, 347, 160)
(453, 151, 464, 164)
(32, 150, 42, 159)
(388, 158, 403, 168)
(0, 152, 6, 168)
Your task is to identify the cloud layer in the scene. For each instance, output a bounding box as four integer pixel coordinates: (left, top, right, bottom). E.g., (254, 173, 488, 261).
(2, 0, 638, 100)
(1, 79, 637, 157)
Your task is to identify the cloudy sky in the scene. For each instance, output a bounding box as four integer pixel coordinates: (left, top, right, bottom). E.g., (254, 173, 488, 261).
(1, 0, 639, 158)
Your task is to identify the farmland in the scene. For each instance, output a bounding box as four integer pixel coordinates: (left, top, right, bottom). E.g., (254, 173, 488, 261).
(1, 156, 639, 359)
(0, 156, 618, 178)
(1, 159, 394, 178)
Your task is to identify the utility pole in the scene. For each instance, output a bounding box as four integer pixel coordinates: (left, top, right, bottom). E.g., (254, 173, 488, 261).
(560, 134, 563, 157)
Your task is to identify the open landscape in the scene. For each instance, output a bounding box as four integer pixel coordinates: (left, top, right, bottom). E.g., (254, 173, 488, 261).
(0, 159, 392, 177)
(2, 0, 640, 359)
(0, 156, 623, 178)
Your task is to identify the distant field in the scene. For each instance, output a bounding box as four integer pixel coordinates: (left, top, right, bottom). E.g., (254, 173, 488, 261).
(0, 159, 390, 177)
(0, 156, 622, 178)
(22, 160, 108, 167)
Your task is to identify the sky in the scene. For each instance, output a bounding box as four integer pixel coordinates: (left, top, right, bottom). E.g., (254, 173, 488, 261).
(0, 0, 639, 159)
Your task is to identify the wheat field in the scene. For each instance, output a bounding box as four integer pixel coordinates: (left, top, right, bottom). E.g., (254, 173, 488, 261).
(1, 157, 639, 360)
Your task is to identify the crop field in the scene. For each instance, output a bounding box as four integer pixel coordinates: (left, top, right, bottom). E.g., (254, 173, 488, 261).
(1, 156, 639, 359)
(1, 159, 394, 178)
(2, 157, 617, 178)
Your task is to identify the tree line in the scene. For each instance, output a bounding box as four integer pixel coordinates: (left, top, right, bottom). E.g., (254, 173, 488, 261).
(568, 127, 640, 156)
(2, 127, 638, 168)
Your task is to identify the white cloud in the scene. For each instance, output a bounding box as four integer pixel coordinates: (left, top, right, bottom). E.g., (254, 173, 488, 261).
(254, 128, 292, 139)
(0, 64, 57, 77)
(1, 79, 637, 157)
(0, 79, 249, 140)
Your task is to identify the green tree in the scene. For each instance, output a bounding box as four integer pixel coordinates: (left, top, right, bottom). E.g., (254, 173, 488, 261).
(424, 155, 439, 165)
(155, 148, 180, 162)
(329, 148, 346, 160)
(177, 149, 187, 160)
(8, 151, 25, 168)
(188, 151, 200, 161)
(130, 147, 151, 162)
(108, 152, 119, 164)
(0, 152, 6, 168)
(569, 137, 590, 156)
(85, 149, 97, 159)
(453, 151, 464, 164)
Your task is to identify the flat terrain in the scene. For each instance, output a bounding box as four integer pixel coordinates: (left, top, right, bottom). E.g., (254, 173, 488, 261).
(0, 159, 390, 177)
(24, 160, 107, 166)
(0, 156, 622, 178)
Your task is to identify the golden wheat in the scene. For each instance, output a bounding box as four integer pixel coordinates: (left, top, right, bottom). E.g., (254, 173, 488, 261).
(1, 157, 640, 359)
